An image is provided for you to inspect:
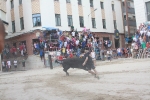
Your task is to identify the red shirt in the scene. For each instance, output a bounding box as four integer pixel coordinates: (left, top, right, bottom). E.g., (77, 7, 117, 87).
(67, 44, 70, 50)
(70, 53, 73, 58)
(13, 47, 16, 52)
(146, 43, 150, 48)
(19, 45, 23, 51)
(10, 48, 13, 53)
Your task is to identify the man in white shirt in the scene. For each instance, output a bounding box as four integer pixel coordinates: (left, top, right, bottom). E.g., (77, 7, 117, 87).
(64, 41, 67, 47)
(2, 61, 5, 70)
(14, 60, 17, 71)
(117, 48, 122, 57)
(75, 39, 79, 46)
(7, 60, 11, 71)
(66, 37, 70, 42)
(72, 31, 75, 37)
(57, 30, 60, 36)
(148, 30, 150, 37)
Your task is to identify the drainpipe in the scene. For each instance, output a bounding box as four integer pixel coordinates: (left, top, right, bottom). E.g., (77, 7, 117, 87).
(118, 0, 125, 35)
(125, 0, 130, 37)
(118, 0, 126, 48)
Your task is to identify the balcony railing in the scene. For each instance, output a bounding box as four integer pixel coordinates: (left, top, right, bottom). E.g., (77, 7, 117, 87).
(124, 20, 136, 27)
(122, 7, 135, 14)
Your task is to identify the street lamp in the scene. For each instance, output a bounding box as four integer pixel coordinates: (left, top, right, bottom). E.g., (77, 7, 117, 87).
(88, 8, 97, 17)
(88, 8, 97, 29)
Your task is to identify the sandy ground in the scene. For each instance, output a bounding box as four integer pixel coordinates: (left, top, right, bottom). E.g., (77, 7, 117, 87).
(0, 58, 150, 100)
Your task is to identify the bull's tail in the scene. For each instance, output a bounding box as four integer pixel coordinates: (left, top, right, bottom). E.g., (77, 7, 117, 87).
(55, 60, 63, 64)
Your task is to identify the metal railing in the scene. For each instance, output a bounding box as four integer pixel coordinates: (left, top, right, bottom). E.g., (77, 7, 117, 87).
(122, 7, 135, 14)
(124, 20, 136, 27)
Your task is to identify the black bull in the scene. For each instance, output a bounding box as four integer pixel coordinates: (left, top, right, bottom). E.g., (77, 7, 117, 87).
(56, 57, 91, 76)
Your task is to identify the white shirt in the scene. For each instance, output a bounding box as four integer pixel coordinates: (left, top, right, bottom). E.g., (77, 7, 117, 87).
(34, 43, 36, 48)
(148, 32, 150, 36)
(66, 37, 70, 41)
(44, 43, 47, 48)
(110, 50, 112, 55)
(72, 32, 75, 37)
(107, 51, 110, 54)
(131, 43, 136, 49)
(83, 38, 86, 41)
(64, 41, 67, 47)
(2, 62, 5, 66)
(117, 48, 121, 53)
(7, 61, 11, 66)
(140, 31, 144, 35)
(91, 52, 95, 59)
(76, 40, 79, 46)
(57, 31, 60, 36)
(14, 61, 17, 66)
(139, 38, 143, 44)
(67, 49, 70, 54)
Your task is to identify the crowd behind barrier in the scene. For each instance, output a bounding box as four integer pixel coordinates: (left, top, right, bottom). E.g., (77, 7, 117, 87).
(1, 23, 150, 71)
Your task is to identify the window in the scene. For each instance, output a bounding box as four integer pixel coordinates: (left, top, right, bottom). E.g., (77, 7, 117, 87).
(114, 20, 117, 29)
(127, 2, 130, 7)
(19, 0, 22, 5)
(103, 37, 109, 41)
(146, 1, 150, 21)
(124, 15, 126, 20)
(13, 43, 17, 47)
(102, 19, 106, 29)
(79, 16, 84, 27)
(66, 0, 70, 3)
(68, 15, 73, 26)
(55, 14, 61, 26)
(32, 14, 41, 27)
(11, 0, 14, 9)
(78, 0, 82, 5)
(112, 4, 114, 11)
(122, 2, 125, 6)
(92, 18, 96, 28)
(100, 2, 104, 9)
(90, 0, 93, 7)
(12, 21, 16, 33)
(20, 17, 24, 30)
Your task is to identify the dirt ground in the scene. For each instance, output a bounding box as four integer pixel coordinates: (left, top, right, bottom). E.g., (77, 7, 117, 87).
(0, 58, 150, 100)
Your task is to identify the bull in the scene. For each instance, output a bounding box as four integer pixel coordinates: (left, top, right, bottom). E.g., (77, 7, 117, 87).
(56, 57, 99, 79)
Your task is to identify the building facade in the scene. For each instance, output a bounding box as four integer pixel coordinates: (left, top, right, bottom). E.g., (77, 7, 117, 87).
(122, 0, 136, 37)
(0, 0, 8, 33)
(5, 0, 125, 55)
(134, 0, 150, 28)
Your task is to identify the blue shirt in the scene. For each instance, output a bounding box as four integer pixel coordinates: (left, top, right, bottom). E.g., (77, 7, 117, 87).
(82, 41, 86, 48)
(40, 50, 44, 56)
(148, 25, 150, 30)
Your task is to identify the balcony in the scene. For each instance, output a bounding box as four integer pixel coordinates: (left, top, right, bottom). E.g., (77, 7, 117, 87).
(124, 20, 136, 27)
(122, 7, 135, 14)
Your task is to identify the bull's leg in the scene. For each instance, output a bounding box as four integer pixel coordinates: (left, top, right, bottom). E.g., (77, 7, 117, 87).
(63, 68, 69, 76)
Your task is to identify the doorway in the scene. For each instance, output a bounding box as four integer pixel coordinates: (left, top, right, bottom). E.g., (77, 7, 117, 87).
(115, 39, 120, 48)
